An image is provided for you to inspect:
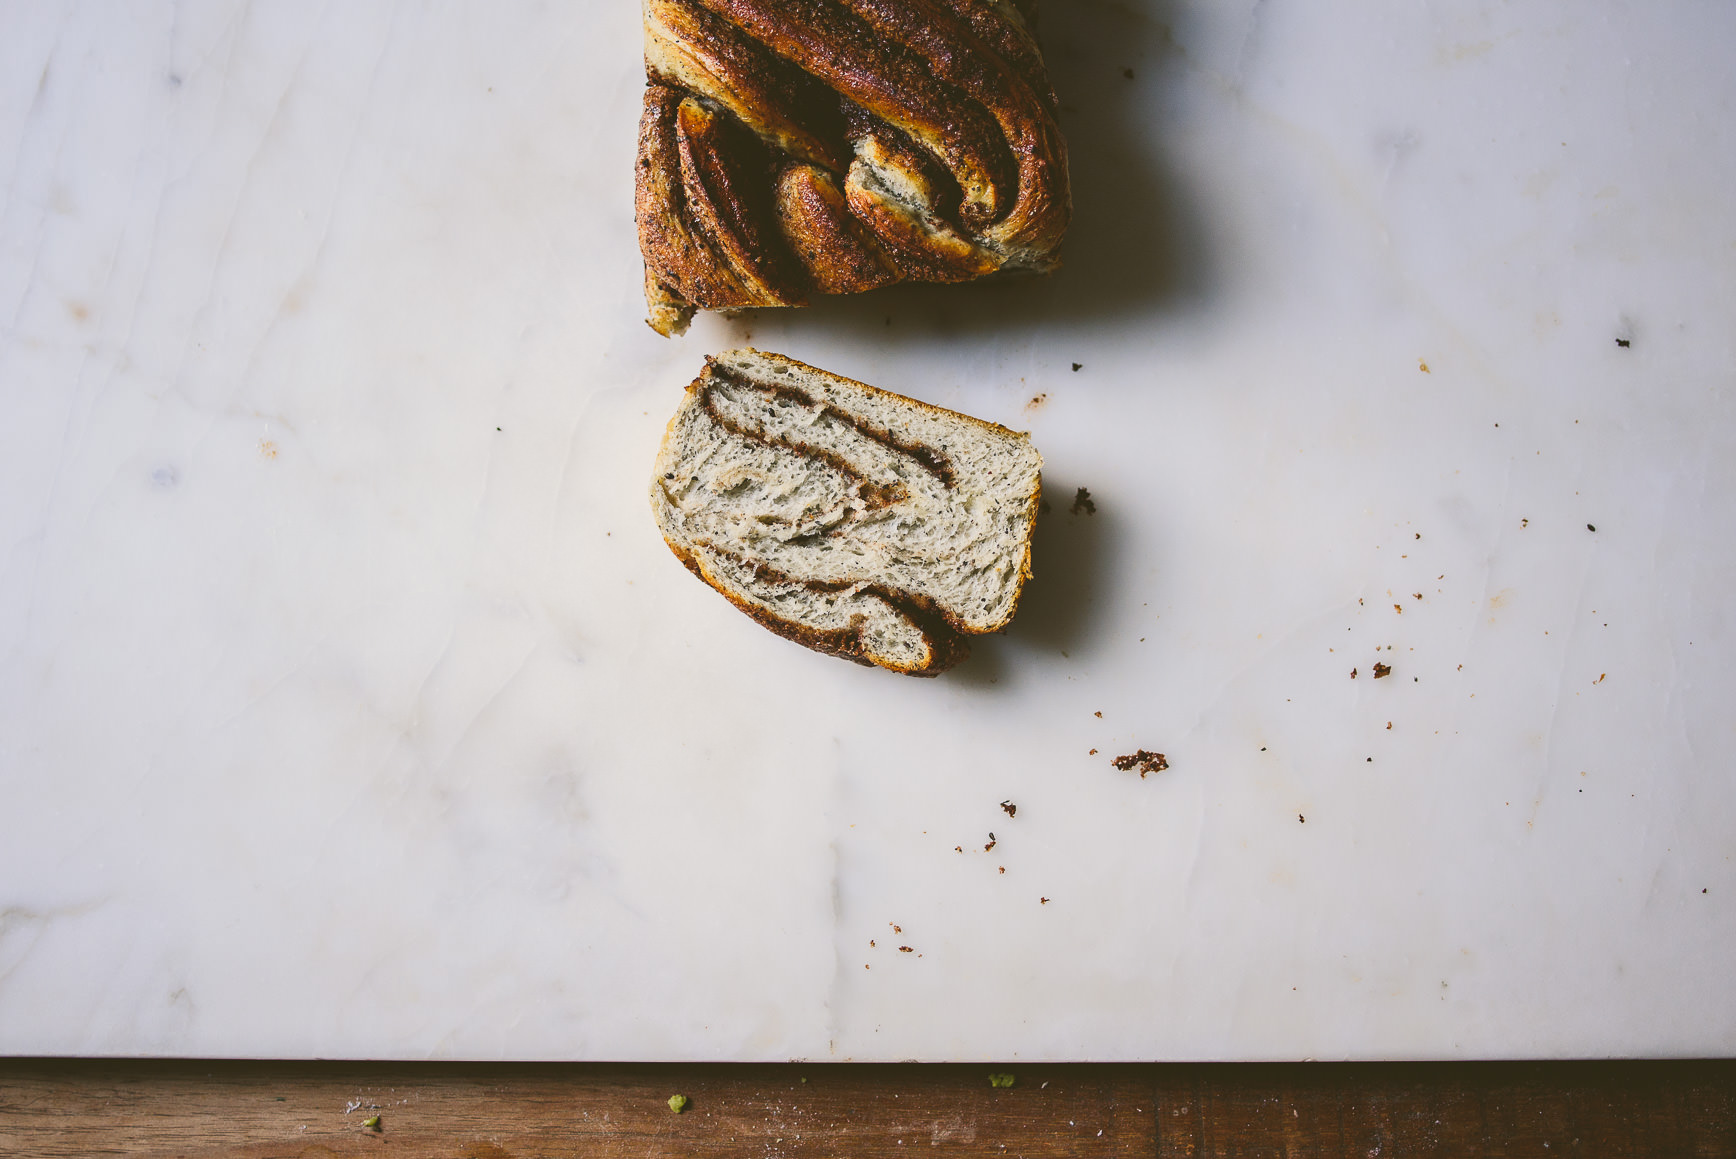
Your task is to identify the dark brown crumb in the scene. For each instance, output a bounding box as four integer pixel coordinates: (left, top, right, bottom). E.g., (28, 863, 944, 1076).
(1350, 668, 1358, 679)
(1088, 748, 1097, 756)
(1414, 593, 1423, 600)
(869, 940, 875, 947)
(1111, 750, 1168, 777)
(955, 846, 963, 852)
(984, 833, 997, 851)
(1040, 897, 1050, 904)
(1000, 800, 1017, 818)
(890, 924, 901, 933)
(1298, 814, 1305, 823)
(1587, 523, 1596, 532)
(1093, 711, 1102, 718)
(1071, 487, 1096, 515)
(898, 946, 913, 953)
(1373, 662, 1392, 679)
(998, 866, 1005, 874)
(1616, 338, 1630, 348)
(1071, 362, 1082, 371)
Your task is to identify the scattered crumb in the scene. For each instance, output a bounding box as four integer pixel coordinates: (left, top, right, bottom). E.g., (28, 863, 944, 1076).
(999, 866, 1006, 874)
(1419, 360, 1430, 373)
(1616, 338, 1630, 348)
(1298, 814, 1305, 824)
(1594, 673, 1605, 684)
(1039, 897, 1050, 904)
(898, 946, 913, 953)
(1071, 362, 1082, 372)
(1351, 668, 1358, 679)
(1386, 722, 1392, 729)
(1414, 593, 1423, 600)
(1373, 662, 1392, 678)
(890, 924, 901, 933)
(1521, 518, 1529, 527)
(1094, 711, 1102, 718)
(989, 1073, 1016, 1088)
(1001, 800, 1017, 817)
(1587, 523, 1597, 532)
(1071, 487, 1096, 515)
(1025, 393, 1047, 411)
(1088, 748, 1097, 756)
(1394, 603, 1403, 614)
(985, 834, 997, 851)
(258, 439, 278, 460)
(668, 1095, 689, 1114)
(1111, 750, 1168, 777)
(955, 846, 963, 852)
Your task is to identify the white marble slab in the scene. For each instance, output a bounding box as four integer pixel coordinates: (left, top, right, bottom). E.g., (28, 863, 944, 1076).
(2, 0, 1733, 1060)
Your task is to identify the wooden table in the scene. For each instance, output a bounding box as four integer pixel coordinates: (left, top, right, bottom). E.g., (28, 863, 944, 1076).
(3, 1060, 1732, 1156)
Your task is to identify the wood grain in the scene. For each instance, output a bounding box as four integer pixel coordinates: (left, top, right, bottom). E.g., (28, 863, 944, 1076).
(1, 1060, 1732, 1158)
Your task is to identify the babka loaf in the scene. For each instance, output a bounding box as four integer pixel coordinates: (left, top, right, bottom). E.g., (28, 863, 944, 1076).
(650, 350, 1043, 675)
(636, 0, 1072, 335)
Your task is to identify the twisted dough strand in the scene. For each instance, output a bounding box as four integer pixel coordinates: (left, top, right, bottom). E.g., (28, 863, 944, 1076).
(637, 0, 1070, 334)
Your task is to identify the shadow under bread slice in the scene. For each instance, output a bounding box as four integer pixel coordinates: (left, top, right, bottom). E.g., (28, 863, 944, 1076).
(650, 349, 1043, 675)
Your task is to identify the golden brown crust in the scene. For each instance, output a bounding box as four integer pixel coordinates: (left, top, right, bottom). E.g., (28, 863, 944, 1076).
(645, 0, 847, 171)
(830, 0, 1067, 254)
(772, 163, 901, 294)
(636, 0, 1071, 332)
(644, 267, 696, 336)
(638, 86, 761, 315)
(844, 162, 1002, 283)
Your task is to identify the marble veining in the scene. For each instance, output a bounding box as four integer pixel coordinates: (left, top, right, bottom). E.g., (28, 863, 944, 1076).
(1, 1, 1733, 1059)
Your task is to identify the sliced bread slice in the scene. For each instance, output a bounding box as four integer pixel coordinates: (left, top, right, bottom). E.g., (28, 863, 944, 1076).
(650, 349, 1043, 675)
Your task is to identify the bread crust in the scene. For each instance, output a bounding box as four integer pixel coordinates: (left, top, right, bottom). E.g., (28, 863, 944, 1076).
(652, 350, 1041, 675)
(636, 0, 1071, 334)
